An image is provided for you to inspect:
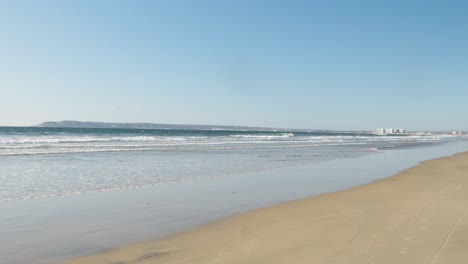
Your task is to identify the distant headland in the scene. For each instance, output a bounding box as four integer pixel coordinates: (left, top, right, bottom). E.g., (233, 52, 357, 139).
(35, 120, 287, 132)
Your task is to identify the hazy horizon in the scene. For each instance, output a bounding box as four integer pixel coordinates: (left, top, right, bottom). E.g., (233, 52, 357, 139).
(0, 120, 463, 133)
(1, 1, 467, 130)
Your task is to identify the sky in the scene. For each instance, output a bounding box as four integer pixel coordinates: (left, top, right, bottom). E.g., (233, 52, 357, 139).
(0, 0, 467, 130)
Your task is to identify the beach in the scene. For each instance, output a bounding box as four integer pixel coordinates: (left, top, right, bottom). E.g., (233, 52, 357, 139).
(61, 152, 468, 264)
(3, 1, 468, 263)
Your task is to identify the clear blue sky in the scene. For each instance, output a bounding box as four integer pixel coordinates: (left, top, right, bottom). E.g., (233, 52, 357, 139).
(1, 0, 467, 130)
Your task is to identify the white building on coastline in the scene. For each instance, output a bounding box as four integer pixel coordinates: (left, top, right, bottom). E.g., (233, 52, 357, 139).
(375, 128, 406, 135)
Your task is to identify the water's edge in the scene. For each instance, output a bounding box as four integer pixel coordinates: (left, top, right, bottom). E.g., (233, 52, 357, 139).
(1, 141, 468, 264)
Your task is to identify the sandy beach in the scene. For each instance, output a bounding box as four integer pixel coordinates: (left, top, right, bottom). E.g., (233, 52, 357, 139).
(62, 152, 468, 264)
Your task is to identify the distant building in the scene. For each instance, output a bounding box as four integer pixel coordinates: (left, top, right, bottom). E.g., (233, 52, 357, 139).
(375, 128, 406, 135)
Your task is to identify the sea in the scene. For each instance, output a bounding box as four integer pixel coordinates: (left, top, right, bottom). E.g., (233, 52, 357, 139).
(1, 126, 465, 203)
(1, 126, 468, 264)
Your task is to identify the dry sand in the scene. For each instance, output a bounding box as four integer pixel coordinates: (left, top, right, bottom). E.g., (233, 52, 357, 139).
(62, 152, 468, 264)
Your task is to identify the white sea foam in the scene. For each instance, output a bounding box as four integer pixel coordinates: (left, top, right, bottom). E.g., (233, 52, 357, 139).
(0, 133, 461, 156)
(229, 133, 294, 139)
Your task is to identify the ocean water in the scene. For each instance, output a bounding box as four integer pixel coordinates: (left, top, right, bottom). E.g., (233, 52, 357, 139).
(0, 126, 465, 203)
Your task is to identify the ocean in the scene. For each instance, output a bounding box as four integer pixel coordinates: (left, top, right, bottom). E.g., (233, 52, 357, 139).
(0, 126, 465, 203)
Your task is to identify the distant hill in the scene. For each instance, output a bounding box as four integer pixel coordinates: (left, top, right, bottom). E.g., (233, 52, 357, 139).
(35, 120, 286, 132)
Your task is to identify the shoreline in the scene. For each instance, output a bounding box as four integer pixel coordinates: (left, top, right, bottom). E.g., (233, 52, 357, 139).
(61, 151, 468, 264)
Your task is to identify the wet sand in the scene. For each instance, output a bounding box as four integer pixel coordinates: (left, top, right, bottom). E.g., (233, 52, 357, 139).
(62, 152, 468, 264)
